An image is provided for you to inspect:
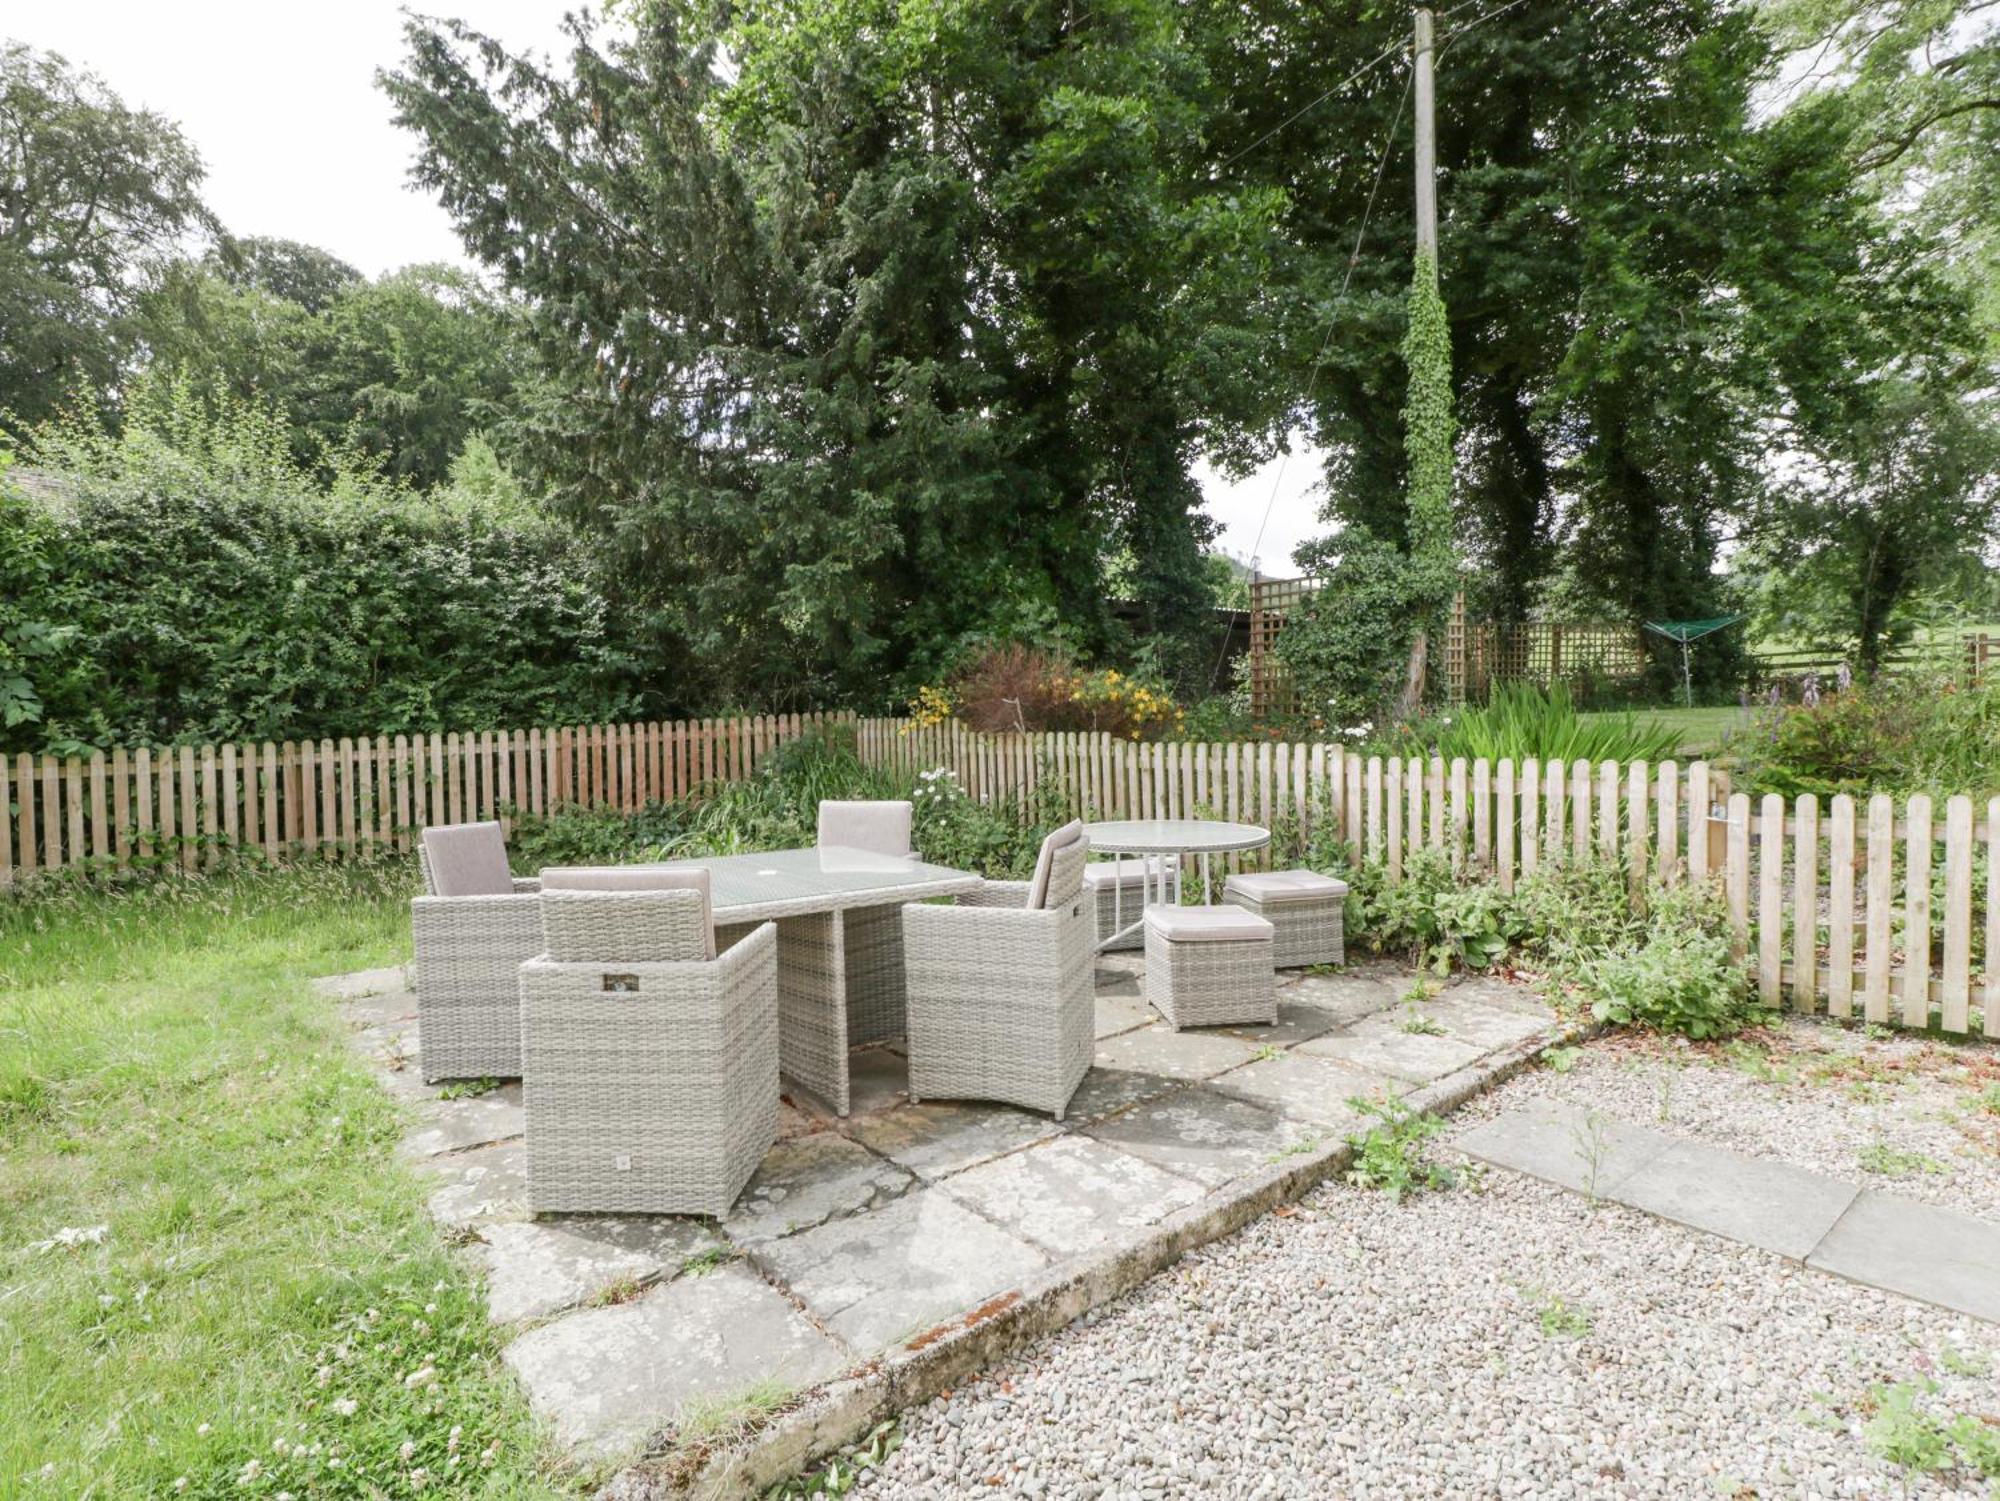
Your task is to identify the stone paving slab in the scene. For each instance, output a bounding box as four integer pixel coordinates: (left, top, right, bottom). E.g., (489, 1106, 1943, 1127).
(1094, 993, 1153, 1039)
(1613, 1140, 1860, 1262)
(1809, 1191, 2000, 1323)
(502, 1260, 849, 1460)
(336, 983, 420, 1030)
(1454, 1102, 1672, 1196)
(480, 1216, 725, 1324)
(399, 1084, 525, 1159)
(752, 1188, 1049, 1354)
(937, 1134, 1206, 1257)
(1092, 1024, 1262, 1082)
(1297, 1020, 1489, 1084)
(1417, 994, 1555, 1051)
(1058, 1066, 1178, 1124)
(1442, 973, 1556, 1016)
(1283, 971, 1410, 1024)
(724, 1132, 914, 1247)
(1087, 1087, 1320, 1187)
(1205, 1054, 1400, 1128)
(421, 1141, 530, 1231)
(844, 1101, 1061, 1182)
(312, 965, 409, 1000)
(1219, 1000, 1345, 1049)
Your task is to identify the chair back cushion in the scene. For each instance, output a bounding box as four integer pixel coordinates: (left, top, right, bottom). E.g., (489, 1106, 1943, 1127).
(817, 800, 914, 857)
(1026, 819, 1088, 909)
(420, 821, 513, 897)
(539, 866, 715, 959)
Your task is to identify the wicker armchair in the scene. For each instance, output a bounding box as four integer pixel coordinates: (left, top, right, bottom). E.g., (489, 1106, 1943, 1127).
(817, 799, 914, 857)
(411, 822, 542, 1082)
(902, 821, 1093, 1119)
(519, 872, 779, 1218)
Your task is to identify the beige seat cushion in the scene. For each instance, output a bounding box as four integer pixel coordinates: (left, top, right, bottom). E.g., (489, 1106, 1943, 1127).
(1026, 819, 1087, 909)
(1144, 903, 1274, 943)
(421, 821, 514, 897)
(817, 800, 914, 857)
(539, 866, 715, 959)
(1225, 869, 1349, 904)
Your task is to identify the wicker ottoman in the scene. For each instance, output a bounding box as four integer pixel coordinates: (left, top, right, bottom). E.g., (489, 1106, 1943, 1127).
(1085, 859, 1161, 952)
(1222, 869, 1348, 969)
(1143, 905, 1276, 1030)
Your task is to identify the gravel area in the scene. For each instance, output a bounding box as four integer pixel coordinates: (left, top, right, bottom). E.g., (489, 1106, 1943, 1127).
(850, 1022, 2000, 1500)
(1453, 1017, 2000, 1218)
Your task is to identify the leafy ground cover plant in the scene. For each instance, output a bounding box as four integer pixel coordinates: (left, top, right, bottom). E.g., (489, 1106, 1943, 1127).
(1582, 882, 1752, 1039)
(1731, 667, 2000, 801)
(1343, 1097, 1456, 1200)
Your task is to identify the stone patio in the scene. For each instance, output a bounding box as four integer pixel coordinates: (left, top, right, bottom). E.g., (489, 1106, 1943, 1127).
(319, 952, 1560, 1469)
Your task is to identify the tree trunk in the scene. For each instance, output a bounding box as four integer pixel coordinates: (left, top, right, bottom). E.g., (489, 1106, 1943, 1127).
(1398, 627, 1428, 722)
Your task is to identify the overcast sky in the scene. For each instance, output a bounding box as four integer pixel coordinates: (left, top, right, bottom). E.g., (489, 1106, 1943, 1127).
(16, 1, 1326, 571)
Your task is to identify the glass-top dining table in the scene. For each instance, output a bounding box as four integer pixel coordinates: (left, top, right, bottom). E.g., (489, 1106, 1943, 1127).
(650, 847, 981, 1115)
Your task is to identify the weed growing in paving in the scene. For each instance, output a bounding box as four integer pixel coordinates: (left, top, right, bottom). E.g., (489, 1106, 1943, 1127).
(681, 1247, 737, 1277)
(1975, 1082, 2000, 1116)
(1400, 1010, 1446, 1036)
(438, 1075, 502, 1100)
(766, 1419, 904, 1497)
(1569, 1109, 1612, 1203)
(1857, 1142, 1952, 1179)
(1344, 1097, 1456, 1201)
(1543, 1046, 1583, 1074)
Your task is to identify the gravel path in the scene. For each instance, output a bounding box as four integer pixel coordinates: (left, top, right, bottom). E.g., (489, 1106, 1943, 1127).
(851, 1024, 2000, 1500)
(1457, 1017, 2000, 1218)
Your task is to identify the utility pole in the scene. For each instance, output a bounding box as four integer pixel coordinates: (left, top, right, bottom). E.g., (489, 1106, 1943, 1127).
(1414, 7, 1437, 263)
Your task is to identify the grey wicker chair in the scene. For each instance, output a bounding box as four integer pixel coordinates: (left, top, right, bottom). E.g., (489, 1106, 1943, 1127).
(519, 871, 779, 1218)
(902, 821, 1093, 1119)
(817, 799, 914, 856)
(817, 800, 916, 1045)
(411, 821, 542, 1081)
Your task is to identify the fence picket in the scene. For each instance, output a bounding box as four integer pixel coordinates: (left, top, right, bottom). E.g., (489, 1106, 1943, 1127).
(1827, 794, 1855, 1019)
(1757, 793, 1784, 1007)
(1495, 759, 1515, 891)
(1725, 791, 1751, 957)
(1940, 795, 1973, 1034)
(1986, 797, 2000, 1040)
(1792, 794, 1818, 1013)
(1864, 795, 1894, 1024)
(1902, 795, 1933, 1029)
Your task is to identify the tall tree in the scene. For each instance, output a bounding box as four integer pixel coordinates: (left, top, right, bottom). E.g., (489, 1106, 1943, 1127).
(384, 0, 1282, 704)
(0, 43, 218, 430)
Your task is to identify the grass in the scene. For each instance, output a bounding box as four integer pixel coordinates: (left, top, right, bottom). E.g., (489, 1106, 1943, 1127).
(0, 861, 566, 1498)
(1577, 706, 1747, 758)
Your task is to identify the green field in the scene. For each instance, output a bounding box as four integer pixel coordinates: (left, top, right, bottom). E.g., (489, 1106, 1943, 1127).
(0, 864, 565, 1499)
(1579, 707, 1749, 758)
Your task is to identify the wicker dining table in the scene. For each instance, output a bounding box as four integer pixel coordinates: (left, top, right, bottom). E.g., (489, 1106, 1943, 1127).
(1081, 819, 1272, 953)
(655, 847, 981, 1115)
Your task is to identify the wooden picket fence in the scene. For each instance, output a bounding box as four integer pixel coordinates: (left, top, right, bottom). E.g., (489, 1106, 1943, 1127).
(6, 713, 1994, 1040)
(0, 712, 853, 883)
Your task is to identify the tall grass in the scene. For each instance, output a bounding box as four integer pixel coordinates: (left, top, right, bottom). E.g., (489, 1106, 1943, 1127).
(1399, 684, 1683, 765)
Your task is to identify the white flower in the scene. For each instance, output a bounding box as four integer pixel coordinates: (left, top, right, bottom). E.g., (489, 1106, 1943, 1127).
(196, 1424, 212, 1437)
(332, 1398, 358, 1417)
(400, 1441, 417, 1462)
(403, 1364, 438, 1389)
(172, 1480, 188, 1493)
(236, 1459, 262, 1484)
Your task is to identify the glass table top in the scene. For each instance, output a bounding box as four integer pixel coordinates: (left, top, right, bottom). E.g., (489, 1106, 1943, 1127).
(1082, 819, 1272, 854)
(644, 846, 980, 913)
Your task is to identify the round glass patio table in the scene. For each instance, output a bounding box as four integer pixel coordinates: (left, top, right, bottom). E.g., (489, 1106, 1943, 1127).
(1081, 819, 1271, 952)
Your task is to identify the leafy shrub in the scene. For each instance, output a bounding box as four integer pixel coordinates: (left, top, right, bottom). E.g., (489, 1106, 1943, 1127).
(1271, 530, 1430, 732)
(921, 643, 1186, 740)
(1347, 848, 1522, 974)
(1394, 683, 1680, 765)
(1582, 881, 1750, 1038)
(1732, 668, 2000, 800)
(1507, 859, 1643, 977)
(6, 379, 646, 754)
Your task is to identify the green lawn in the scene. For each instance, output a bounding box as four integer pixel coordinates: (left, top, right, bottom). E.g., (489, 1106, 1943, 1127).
(1579, 706, 1749, 758)
(0, 863, 567, 1499)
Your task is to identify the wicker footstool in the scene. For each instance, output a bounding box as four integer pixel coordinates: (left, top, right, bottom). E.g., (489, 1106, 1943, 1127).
(1085, 860, 1160, 952)
(1143, 905, 1277, 1030)
(1222, 869, 1348, 969)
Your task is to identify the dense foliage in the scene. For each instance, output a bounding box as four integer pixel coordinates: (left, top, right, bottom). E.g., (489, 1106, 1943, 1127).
(1731, 669, 2000, 800)
(3, 383, 642, 753)
(1392, 685, 1683, 766)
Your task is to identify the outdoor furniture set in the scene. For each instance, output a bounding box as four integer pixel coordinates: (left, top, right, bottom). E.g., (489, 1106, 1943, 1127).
(408, 803, 1346, 1218)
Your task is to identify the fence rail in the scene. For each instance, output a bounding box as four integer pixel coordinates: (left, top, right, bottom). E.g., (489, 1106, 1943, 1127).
(7, 714, 1994, 1040)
